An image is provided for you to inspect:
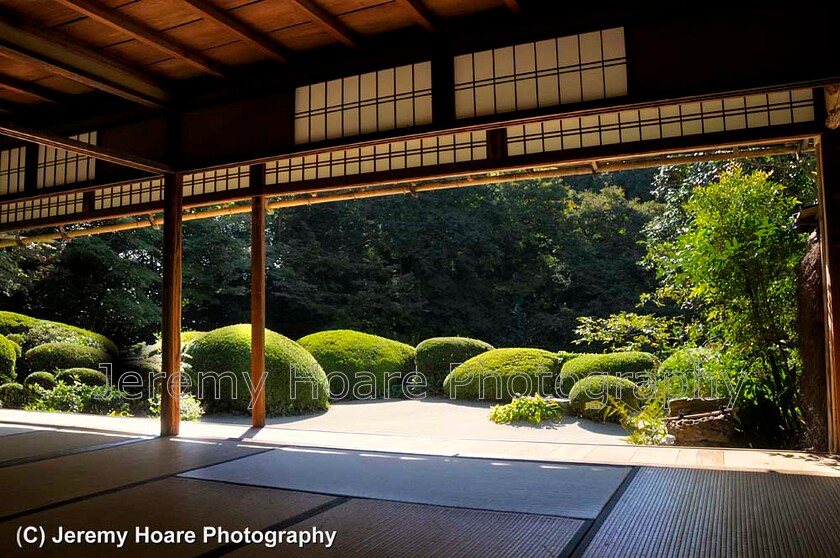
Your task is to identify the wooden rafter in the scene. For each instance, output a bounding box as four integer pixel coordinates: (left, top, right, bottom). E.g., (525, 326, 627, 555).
(52, 0, 226, 78)
(180, 0, 290, 64)
(286, 0, 359, 48)
(394, 0, 436, 32)
(0, 9, 169, 107)
(0, 119, 172, 173)
(0, 74, 63, 104)
(502, 0, 522, 14)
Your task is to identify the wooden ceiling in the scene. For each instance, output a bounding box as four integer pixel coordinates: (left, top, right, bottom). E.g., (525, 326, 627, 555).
(0, 0, 513, 110)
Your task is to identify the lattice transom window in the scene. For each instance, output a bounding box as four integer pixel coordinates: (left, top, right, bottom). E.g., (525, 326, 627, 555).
(37, 132, 97, 189)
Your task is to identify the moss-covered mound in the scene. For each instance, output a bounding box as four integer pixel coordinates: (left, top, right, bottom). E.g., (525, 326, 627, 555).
(297, 330, 416, 399)
(0, 334, 17, 383)
(25, 343, 111, 375)
(569, 375, 639, 421)
(558, 351, 659, 396)
(443, 348, 561, 402)
(188, 324, 329, 415)
(24, 371, 57, 390)
(0, 382, 27, 409)
(415, 337, 494, 390)
(56, 368, 108, 387)
(0, 311, 117, 356)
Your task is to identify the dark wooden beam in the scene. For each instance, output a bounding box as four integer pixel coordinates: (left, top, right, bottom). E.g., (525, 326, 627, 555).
(180, 0, 290, 64)
(0, 9, 169, 107)
(250, 165, 267, 427)
(0, 74, 63, 104)
(502, 0, 522, 14)
(160, 172, 183, 437)
(0, 119, 171, 173)
(287, 0, 359, 48)
(394, 0, 436, 32)
(52, 0, 225, 78)
(818, 130, 840, 452)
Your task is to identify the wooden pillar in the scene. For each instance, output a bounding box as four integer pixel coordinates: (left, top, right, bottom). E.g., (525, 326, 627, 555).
(818, 131, 840, 452)
(250, 164, 267, 427)
(160, 172, 183, 437)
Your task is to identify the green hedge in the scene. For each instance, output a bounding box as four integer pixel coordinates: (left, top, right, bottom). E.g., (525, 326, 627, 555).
(0, 382, 27, 409)
(298, 330, 416, 399)
(0, 311, 117, 356)
(56, 368, 108, 387)
(188, 324, 329, 415)
(25, 343, 111, 375)
(415, 337, 494, 390)
(24, 371, 57, 390)
(443, 348, 561, 402)
(0, 334, 17, 384)
(569, 375, 639, 421)
(558, 351, 659, 396)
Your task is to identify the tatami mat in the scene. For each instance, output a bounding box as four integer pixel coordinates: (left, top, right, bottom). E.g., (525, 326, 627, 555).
(0, 424, 47, 437)
(181, 447, 630, 519)
(0, 478, 336, 557)
(0, 429, 141, 464)
(580, 467, 840, 557)
(228, 498, 586, 558)
(0, 438, 266, 519)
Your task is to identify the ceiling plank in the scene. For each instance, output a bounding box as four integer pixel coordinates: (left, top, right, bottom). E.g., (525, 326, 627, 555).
(286, 0, 359, 49)
(51, 0, 226, 78)
(179, 0, 290, 64)
(0, 74, 64, 104)
(0, 119, 172, 173)
(394, 0, 436, 32)
(0, 9, 170, 107)
(502, 0, 522, 14)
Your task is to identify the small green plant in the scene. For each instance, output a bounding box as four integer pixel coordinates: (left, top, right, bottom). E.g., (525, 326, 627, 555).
(25, 381, 130, 416)
(147, 393, 205, 422)
(489, 393, 563, 424)
(604, 390, 668, 445)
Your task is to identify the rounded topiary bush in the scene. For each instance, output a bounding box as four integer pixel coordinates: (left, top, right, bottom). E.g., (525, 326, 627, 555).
(0, 382, 27, 408)
(415, 337, 494, 390)
(558, 351, 659, 396)
(0, 311, 38, 336)
(24, 371, 57, 390)
(25, 343, 111, 375)
(297, 330, 416, 399)
(188, 324, 329, 415)
(443, 348, 561, 402)
(56, 368, 108, 387)
(0, 311, 118, 357)
(569, 375, 639, 421)
(0, 334, 17, 384)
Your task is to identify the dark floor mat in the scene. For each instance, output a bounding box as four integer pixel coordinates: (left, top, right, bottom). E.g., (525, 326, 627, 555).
(0, 429, 140, 464)
(579, 467, 840, 557)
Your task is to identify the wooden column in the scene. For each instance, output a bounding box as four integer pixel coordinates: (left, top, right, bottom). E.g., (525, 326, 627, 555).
(160, 172, 183, 437)
(250, 164, 267, 427)
(818, 131, 840, 452)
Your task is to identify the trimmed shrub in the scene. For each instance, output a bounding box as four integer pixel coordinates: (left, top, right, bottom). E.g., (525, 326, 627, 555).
(25, 343, 111, 375)
(558, 351, 659, 396)
(657, 347, 723, 398)
(6, 333, 25, 347)
(0, 311, 38, 335)
(443, 348, 561, 402)
(24, 371, 57, 390)
(416, 337, 494, 390)
(569, 375, 639, 421)
(0, 382, 27, 408)
(298, 330, 416, 399)
(188, 324, 329, 415)
(0, 334, 17, 383)
(0, 311, 117, 356)
(56, 368, 108, 387)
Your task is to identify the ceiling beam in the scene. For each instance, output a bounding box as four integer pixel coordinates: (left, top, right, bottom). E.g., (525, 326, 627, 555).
(180, 0, 290, 64)
(0, 73, 64, 104)
(502, 0, 522, 14)
(394, 0, 436, 32)
(52, 0, 225, 78)
(0, 119, 172, 173)
(286, 0, 359, 49)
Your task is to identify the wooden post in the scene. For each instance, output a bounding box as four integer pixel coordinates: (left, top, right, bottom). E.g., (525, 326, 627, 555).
(160, 172, 183, 437)
(818, 131, 840, 452)
(250, 164, 267, 427)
